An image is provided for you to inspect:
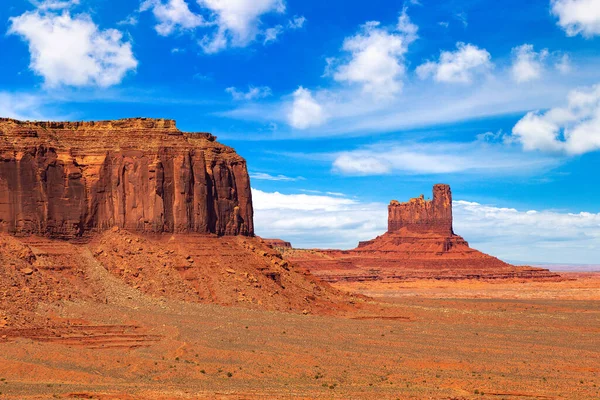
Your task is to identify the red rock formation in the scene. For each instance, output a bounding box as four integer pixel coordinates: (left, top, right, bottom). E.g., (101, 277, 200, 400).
(0, 118, 253, 238)
(284, 185, 560, 282)
(387, 184, 453, 235)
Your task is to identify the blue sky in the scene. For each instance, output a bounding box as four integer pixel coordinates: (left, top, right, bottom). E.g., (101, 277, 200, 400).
(2, 0, 600, 264)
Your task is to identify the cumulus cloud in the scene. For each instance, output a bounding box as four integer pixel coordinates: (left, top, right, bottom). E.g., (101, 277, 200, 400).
(330, 140, 558, 176)
(226, 85, 272, 101)
(250, 172, 304, 181)
(8, 10, 137, 88)
(252, 189, 600, 263)
(511, 83, 600, 154)
(331, 8, 417, 98)
(551, 0, 600, 37)
(287, 87, 327, 129)
(416, 42, 493, 84)
(511, 44, 549, 83)
(140, 0, 206, 35)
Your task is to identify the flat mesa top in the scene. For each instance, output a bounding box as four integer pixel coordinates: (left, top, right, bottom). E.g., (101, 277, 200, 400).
(0, 117, 178, 130)
(0, 117, 223, 151)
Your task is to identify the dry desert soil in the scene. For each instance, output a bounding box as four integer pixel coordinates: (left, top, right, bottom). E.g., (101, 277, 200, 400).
(0, 271, 599, 399)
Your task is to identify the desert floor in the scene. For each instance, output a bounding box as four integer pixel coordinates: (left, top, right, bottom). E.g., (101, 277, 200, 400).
(0, 274, 598, 399)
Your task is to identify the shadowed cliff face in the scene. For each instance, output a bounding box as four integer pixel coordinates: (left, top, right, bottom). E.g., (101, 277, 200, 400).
(388, 184, 453, 236)
(0, 118, 253, 238)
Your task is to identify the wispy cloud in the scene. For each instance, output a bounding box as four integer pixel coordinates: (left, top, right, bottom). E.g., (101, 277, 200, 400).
(330, 139, 561, 176)
(0, 92, 63, 121)
(221, 53, 600, 139)
(250, 172, 305, 181)
(226, 86, 272, 101)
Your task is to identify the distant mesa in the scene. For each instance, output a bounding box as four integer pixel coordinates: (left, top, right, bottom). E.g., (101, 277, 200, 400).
(281, 184, 560, 281)
(263, 239, 293, 249)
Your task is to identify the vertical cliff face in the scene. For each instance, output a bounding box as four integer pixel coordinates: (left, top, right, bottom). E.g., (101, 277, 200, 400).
(387, 184, 453, 235)
(0, 118, 253, 238)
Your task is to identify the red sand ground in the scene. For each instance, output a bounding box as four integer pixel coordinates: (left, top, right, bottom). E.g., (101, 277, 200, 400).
(0, 234, 599, 399)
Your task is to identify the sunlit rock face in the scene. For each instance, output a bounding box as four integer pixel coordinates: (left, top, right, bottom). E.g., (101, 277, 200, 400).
(0, 118, 253, 238)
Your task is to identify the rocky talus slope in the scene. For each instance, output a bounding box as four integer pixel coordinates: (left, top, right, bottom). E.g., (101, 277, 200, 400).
(0, 118, 358, 329)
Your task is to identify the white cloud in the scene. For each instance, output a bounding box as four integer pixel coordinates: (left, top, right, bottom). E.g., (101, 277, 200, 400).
(511, 44, 571, 83)
(330, 140, 559, 176)
(511, 44, 548, 83)
(455, 12, 468, 27)
(0, 92, 53, 120)
(198, 0, 286, 53)
(454, 200, 600, 264)
(140, 0, 291, 52)
(333, 155, 391, 176)
(288, 87, 327, 129)
(262, 15, 305, 44)
(556, 53, 572, 73)
(288, 15, 306, 29)
(332, 9, 417, 99)
(252, 189, 386, 249)
(252, 188, 600, 263)
(118, 14, 139, 26)
(223, 61, 600, 138)
(32, 0, 80, 10)
(551, 0, 600, 37)
(250, 172, 304, 181)
(222, 32, 600, 139)
(511, 83, 600, 154)
(396, 7, 418, 41)
(8, 11, 137, 88)
(226, 85, 272, 101)
(140, 0, 206, 35)
(263, 25, 283, 44)
(416, 42, 493, 84)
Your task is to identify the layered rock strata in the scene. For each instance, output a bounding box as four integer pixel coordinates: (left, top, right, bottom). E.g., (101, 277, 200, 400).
(387, 184, 453, 235)
(0, 118, 253, 238)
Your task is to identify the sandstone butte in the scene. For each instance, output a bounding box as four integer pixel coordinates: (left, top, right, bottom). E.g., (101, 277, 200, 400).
(0, 118, 361, 328)
(282, 184, 560, 282)
(0, 117, 253, 238)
